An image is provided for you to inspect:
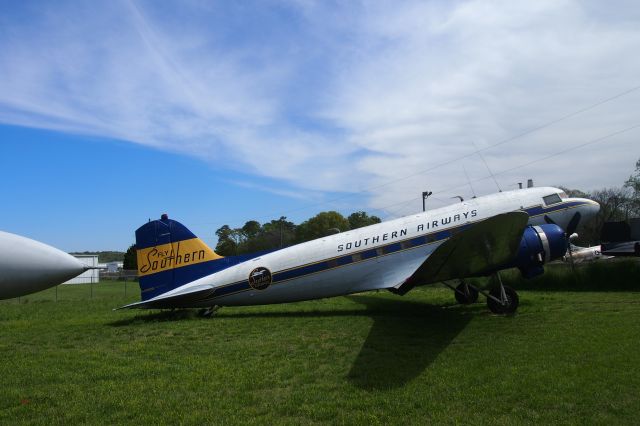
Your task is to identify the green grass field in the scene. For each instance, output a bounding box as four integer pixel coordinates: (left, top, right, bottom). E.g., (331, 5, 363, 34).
(1, 262, 639, 424)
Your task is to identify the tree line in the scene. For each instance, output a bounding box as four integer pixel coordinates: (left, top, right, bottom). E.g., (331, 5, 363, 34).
(214, 211, 381, 256)
(562, 158, 640, 245)
(70, 251, 124, 263)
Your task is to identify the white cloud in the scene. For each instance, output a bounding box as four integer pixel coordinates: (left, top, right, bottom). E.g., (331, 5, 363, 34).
(1, 0, 639, 217)
(315, 0, 640, 213)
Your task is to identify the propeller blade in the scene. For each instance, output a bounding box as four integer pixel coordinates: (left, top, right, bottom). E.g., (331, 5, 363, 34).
(566, 212, 582, 236)
(545, 212, 581, 235)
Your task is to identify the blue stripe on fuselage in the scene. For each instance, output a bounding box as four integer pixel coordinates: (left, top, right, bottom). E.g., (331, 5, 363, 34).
(525, 201, 586, 218)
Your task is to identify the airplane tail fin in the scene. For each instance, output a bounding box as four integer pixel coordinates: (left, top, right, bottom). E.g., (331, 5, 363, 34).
(135, 214, 224, 301)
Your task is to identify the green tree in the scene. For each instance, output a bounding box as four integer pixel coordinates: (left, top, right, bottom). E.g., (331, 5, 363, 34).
(215, 225, 238, 256)
(123, 244, 137, 270)
(241, 220, 261, 240)
(295, 211, 350, 243)
(586, 187, 632, 244)
(70, 251, 125, 263)
(260, 216, 296, 250)
(348, 211, 381, 229)
(212, 211, 384, 254)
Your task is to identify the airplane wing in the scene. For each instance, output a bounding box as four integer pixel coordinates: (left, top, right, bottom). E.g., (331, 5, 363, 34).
(115, 284, 215, 310)
(391, 212, 529, 295)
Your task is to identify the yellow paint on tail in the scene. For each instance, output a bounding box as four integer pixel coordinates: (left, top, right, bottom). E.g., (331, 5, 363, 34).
(137, 238, 223, 277)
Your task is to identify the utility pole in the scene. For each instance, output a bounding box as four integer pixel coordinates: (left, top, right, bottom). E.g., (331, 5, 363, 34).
(422, 191, 432, 212)
(279, 216, 286, 248)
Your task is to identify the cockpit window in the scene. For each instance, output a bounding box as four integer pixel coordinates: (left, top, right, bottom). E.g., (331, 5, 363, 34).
(543, 193, 562, 205)
(559, 191, 568, 199)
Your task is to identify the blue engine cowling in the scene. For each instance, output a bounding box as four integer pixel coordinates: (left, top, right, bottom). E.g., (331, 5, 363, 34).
(507, 224, 567, 278)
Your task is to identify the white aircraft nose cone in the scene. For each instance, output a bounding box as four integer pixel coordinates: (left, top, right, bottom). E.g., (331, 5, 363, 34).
(569, 198, 600, 227)
(0, 231, 86, 299)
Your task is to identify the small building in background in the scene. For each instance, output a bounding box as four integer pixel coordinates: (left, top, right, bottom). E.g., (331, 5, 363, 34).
(106, 261, 122, 273)
(65, 255, 99, 284)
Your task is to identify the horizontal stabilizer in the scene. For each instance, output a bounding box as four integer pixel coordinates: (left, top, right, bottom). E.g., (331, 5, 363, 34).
(393, 212, 528, 294)
(116, 285, 214, 310)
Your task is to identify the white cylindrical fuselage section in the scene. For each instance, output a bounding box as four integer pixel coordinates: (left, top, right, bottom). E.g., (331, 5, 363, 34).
(0, 231, 86, 299)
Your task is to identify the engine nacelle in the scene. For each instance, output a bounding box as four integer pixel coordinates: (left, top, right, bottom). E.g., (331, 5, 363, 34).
(508, 224, 567, 278)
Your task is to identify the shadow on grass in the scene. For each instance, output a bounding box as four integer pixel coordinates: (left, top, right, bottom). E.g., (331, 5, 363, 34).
(207, 295, 473, 389)
(109, 294, 474, 389)
(108, 309, 196, 326)
(345, 295, 473, 390)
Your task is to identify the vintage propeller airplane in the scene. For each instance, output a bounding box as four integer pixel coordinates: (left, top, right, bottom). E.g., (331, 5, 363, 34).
(562, 243, 611, 264)
(118, 187, 599, 315)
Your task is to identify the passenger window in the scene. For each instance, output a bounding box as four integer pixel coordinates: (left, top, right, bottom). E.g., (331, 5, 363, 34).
(543, 194, 562, 205)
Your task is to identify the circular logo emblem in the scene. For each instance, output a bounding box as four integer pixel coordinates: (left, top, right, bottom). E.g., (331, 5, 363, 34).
(248, 267, 272, 290)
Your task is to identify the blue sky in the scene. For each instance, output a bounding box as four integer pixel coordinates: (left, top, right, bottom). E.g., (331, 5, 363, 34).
(1, 0, 640, 251)
(0, 124, 358, 251)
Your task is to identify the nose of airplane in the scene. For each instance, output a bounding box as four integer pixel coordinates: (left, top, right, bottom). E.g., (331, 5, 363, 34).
(0, 231, 87, 299)
(34, 248, 87, 284)
(578, 198, 600, 223)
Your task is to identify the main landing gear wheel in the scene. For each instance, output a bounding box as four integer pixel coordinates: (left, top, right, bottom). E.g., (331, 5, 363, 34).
(455, 282, 479, 305)
(487, 285, 519, 315)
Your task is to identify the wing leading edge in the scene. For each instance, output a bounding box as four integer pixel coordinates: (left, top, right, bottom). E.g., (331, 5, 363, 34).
(392, 212, 529, 295)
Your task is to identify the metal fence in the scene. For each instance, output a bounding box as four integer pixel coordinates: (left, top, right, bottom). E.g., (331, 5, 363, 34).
(99, 269, 138, 282)
(6, 274, 140, 304)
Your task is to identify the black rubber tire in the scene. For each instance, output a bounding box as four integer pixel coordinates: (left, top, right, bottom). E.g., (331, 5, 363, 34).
(487, 285, 519, 315)
(455, 282, 479, 304)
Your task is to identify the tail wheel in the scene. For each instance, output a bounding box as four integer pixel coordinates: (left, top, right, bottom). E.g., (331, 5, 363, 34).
(487, 285, 519, 315)
(455, 282, 479, 304)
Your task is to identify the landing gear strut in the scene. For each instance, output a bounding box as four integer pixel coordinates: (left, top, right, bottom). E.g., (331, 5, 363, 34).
(198, 306, 220, 318)
(454, 281, 479, 305)
(446, 274, 520, 314)
(486, 274, 519, 315)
